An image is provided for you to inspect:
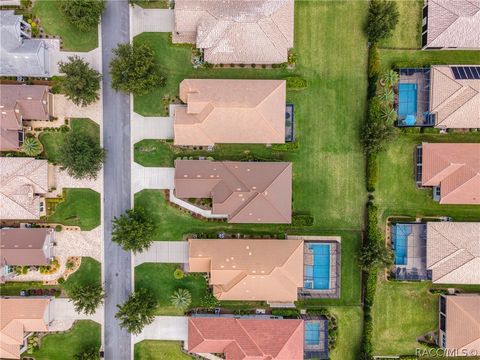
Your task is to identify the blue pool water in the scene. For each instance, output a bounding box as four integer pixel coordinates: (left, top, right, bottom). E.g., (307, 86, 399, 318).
(305, 322, 320, 345)
(304, 244, 330, 289)
(398, 83, 418, 119)
(393, 224, 411, 265)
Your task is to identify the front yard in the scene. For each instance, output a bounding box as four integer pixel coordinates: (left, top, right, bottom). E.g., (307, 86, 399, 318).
(135, 341, 192, 360)
(62, 257, 101, 292)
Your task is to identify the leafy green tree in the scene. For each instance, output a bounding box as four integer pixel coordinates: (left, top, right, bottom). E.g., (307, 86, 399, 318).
(58, 56, 101, 107)
(359, 238, 393, 271)
(67, 284, 104, 315)
(115, 289, 157, 335)
(21, 137, 43, 156)
(365, 0, 399, 43)
(382, 69, 399, 88)
(60, 0, 105, 31)
(58, 130, 105, 180)
(112, 208, 155, 253)
(109, 43, 165, 95)
(74, 347, 100, 360)
(170, 288, 191, 310)
(362, 97, 394, 154)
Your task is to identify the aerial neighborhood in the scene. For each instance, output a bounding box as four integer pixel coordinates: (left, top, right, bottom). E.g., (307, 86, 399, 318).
(0, 0, 479, 360)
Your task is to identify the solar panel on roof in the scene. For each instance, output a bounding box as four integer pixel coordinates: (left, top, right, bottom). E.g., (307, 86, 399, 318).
(464, 67, 474, 78)
(458, 67, 467, 79)
(451, 66, 480, 80)
(472, 67, 480, 79)
(452, 67, 461, 79)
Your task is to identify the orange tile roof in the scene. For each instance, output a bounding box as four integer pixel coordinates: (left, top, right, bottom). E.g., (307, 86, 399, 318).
(443, 295, 480, 352)
(188, 317, 304, 360)
(188, 239, 303, 302)
(0, 298, 50, 359)
(175, 160, 292, 223)
(421, 143, 480, 204)
(174, 79, 286, 146)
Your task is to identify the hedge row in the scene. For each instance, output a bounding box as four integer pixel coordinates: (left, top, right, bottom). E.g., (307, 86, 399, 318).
(285, 76, 307, 90)
(271, 141, 299, 152)
(292, 214, 314, 227)
(366, 152, 378, 192)
(271, 308, 300, 317)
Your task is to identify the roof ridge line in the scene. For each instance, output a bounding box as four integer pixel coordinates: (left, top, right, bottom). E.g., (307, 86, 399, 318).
(427, 1, 461, 45)
(434, 85, 478, 125)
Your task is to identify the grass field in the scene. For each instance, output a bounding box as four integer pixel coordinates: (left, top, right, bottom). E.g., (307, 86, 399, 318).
(135, 341, 192, 360)
(380, 49, 480, 70)
(63, 257, 101, 293)
(328, 306, 363, 360)
(30, 320, 100, 360)
(47, 188, 101, 230)
(33, 0, 98, 51)
(39, 118, 99, 164)
(375, 132, 480, 225)
(379, 0, 423, 49)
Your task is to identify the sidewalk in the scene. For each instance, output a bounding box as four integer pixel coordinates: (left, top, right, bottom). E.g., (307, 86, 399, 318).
(134, 241, 188, 266)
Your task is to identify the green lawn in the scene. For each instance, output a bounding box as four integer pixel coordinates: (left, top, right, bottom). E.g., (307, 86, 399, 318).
(33, 0, 98, 51)
(380, 49, 480, 70)
(31, 320, 101, 360)
(376, 132, 480, 225)
(63, 257, 101, 293)
(130, 0, 169, 8)
(135, 263, 208, 315)
(379, 0, 423, 49)
(135, 341, 192, 360)
(134, 0, 368, 233)
(47, 188, 101, 230)
(328, 306, 363, 360)
(39, 118, 99, 164)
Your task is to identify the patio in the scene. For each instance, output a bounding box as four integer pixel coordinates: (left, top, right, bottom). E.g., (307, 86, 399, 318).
(395, 68, 434, 127)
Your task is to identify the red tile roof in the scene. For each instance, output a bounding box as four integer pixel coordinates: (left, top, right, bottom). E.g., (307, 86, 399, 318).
(188, 317, 304, 360)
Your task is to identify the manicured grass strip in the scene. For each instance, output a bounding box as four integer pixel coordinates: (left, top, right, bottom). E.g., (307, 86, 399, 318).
(376, 132, 480, 225)
(131, 0, 169, 8)
(379, 0, 423, 49)
(47, 188, 101, 230)
(380, 49, 480, 70)
(135, 341, 192, 360)
(33, 0, 98, 52)
(71, 118, 100, 142)
(63, 257, 101, 293)
(328, 306, 363, 360)
(135, 263, 208, 316)
(31, 320, 101, 360)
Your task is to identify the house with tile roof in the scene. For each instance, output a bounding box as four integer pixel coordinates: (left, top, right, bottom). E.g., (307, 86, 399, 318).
(429, 66, 480, 129)
(188, 239, 304, 303)
(0, 228, 55, 282)
(172, 0, 294, 64)
(0, 297, 52, 359)
(174, 79, 286, 146)
(426, 222, 480, 284)
(0, 157, 49, 220)
(188, 317, 304, 360)
(174, 160, 292, 223)
(0, 11, 50, 77)
(439, 294, 480, 353)
(418, 142, 480, 204)
(421, 0, 480, 50)
(0, 84, 52, 151)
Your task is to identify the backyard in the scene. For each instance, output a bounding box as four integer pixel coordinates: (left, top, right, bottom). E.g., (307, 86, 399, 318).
(32, 0, 98, 51)
(135, 341, 192, 360)
(30, 320, 101, 360)
(46, 188, 101, 230)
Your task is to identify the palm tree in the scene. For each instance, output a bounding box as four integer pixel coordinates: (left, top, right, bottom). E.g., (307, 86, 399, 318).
(381, 107, 397, 123)
(170, 288, 192, 310)
(68, 284, 104, 315)
(378, 89, 394, 105)
(21, 137, 43, 156)
(382, 69, 399, 88)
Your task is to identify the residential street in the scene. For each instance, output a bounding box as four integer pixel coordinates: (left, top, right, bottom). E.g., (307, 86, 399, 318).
(101, 1, 132, 359)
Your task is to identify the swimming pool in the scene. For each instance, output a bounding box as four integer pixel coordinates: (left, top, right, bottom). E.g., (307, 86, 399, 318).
(304, 244, 330, 290)
(398, 83, 418, 119)
(305, 322, 320, 345)
(393, 224, 411, 265)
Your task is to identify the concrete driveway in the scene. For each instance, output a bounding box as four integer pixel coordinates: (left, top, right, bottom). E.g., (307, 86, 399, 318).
(49, 298, 103, 331)
(134, 241, 188, 266)
(133, 316, 188, 344)
(130, 6, 174, 38)
(131, 112, 174, 144)
(131, 163, 175, 194)
(46, 38, 101, 75)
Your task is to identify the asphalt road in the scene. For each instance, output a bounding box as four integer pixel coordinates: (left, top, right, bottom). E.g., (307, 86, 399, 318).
(101, 1, 132, 359)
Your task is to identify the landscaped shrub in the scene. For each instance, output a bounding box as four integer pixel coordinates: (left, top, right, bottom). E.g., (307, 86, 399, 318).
(57, 277, 65, 284)
(285, 76, 307, 90)
(271, 308, 300, 317)
(361, 96, 394, 155)
(173, 268, 184, 280)
(366, 152, 378, 192)
(55, 225, 63, 232)
(271, 141, 299, 151)
(292, 214, 314, 227)
(367, 44, 381, 79)
(287, 50, 297, 65)
(200, 291, 220, 310)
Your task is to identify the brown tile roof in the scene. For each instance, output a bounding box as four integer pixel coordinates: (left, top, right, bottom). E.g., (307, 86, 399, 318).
(425, 0, 480, 49)
(174, 160, 292, 223)
(430, 66, 480, 128)
(188, 239, 303, 302)
(0, 298, 50, 359)
(421, 143, 480, 204)
(443, 295, 480, 352)
(188, 317, 304, 360)
(0, 157, 48, 220)
(174, 79, 286, 146)
(0, 228, 53, 266)
(427, 222, 480, 283)
(173, 0, 294, 64)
